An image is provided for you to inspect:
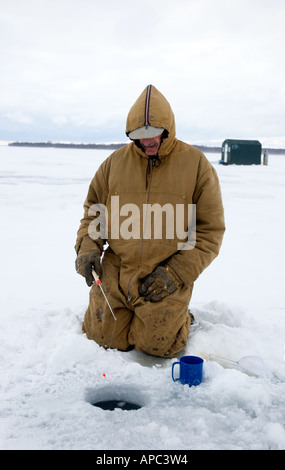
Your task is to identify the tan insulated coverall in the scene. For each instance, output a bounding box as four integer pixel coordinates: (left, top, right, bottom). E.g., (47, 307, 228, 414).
(75, 85, 225, 357)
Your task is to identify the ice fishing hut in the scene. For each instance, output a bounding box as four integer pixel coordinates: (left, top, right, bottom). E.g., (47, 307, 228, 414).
(220, 139, 262, 165)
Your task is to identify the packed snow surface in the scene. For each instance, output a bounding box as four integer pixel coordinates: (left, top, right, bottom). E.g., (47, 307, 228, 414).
(1, 146, 285, 450)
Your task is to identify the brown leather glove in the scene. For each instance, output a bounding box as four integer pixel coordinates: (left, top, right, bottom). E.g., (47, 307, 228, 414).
(75, 250, 102, 286)
(138, 265, 183, 302)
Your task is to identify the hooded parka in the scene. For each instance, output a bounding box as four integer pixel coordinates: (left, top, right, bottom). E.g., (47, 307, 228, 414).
(75, 85, 225, 357)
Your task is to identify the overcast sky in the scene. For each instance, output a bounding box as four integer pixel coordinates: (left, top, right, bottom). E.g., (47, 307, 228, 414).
(0, 0, 284, 147)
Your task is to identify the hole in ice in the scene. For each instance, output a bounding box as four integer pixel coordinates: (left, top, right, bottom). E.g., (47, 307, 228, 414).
(85, 384, 145, 411)
(92, 400, 141, 411)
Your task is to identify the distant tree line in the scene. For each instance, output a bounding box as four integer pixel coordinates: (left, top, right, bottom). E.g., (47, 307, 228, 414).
(9, 142, 126, 150)
(8, 141, 285, 154)
(8, 141, 221, 152)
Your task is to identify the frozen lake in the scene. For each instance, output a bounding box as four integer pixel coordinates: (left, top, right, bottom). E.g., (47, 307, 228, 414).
(1, 145, 285, 450)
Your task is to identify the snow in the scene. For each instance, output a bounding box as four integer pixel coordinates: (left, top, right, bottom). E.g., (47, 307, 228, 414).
(1, 145, 285, 450)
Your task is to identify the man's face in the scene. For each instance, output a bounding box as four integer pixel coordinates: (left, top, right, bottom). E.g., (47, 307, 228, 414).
(139, 134, 162, 156)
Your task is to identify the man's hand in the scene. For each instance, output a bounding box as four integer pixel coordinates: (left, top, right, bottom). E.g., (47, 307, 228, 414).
(138, 265, 183, 302)
(75, 251, 102, 286)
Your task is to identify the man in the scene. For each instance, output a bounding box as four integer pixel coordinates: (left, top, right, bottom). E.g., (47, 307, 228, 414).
(75, 85, 225, 358)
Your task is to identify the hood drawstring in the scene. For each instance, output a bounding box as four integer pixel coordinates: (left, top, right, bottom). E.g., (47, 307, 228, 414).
(145, 156, 161, 189)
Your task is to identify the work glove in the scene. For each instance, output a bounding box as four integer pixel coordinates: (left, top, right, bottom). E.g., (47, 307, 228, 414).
(138, 265, 183, 302)
(75, 250, 102, 286)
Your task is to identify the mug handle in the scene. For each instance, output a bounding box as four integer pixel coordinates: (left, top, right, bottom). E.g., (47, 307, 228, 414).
(172, 361, 180, 382)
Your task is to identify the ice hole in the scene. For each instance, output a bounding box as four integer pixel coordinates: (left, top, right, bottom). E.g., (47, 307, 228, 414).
(92, 400, 141, 411)
(85, 384, 145, 411)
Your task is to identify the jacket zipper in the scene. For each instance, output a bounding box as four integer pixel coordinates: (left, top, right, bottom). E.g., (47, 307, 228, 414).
(127, 160, 155, 303)
(140, 160, 155, 268)
(144, 84, 152, 127)
(127, 85, 153, 303)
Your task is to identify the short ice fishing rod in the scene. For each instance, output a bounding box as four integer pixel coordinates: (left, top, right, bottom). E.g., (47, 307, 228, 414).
(92, 269, 117, 322)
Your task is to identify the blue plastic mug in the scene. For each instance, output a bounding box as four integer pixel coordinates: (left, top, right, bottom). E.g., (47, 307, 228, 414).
(172, 355, 204, 386)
